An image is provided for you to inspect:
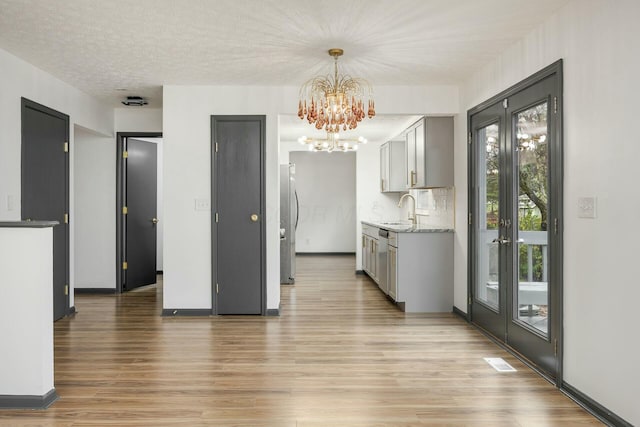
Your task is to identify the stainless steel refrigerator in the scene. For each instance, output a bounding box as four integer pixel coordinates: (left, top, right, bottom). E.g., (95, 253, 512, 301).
(280, 164, 298, 284)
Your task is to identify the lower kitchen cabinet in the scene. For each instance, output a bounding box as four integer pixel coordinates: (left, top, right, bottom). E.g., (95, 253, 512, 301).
(361, 225, 378, 282)
(392, 231, 453, 312)
(388, 245, 397, 300)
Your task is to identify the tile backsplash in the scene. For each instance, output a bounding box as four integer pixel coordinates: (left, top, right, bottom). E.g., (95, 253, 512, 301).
(411, 187, 455, 229)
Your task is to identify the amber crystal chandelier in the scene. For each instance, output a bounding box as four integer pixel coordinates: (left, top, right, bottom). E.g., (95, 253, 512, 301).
(297, 48, 375, 132)
(298, 132, 367, 152)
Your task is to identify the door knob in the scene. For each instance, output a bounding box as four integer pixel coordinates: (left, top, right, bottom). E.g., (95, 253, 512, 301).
(250, 214, 259, 222)
(151, 218, 159, 224)
(492, 236, 511, 245)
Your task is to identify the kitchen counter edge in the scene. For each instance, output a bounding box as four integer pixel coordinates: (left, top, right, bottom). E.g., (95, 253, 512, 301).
(361, 220, 453, 233)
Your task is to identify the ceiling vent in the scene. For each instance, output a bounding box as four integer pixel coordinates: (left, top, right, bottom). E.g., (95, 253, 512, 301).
(121, 96, 148, 106)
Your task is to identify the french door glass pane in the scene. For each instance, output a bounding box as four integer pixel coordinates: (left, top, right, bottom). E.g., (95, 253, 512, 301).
(476, 123, 500, 310)
(515, 102, 549, 336)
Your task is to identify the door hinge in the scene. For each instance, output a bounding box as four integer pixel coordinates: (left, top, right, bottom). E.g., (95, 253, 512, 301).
(503, 98, 509, 109)
(554, 218, 559, 234)
(122, 261, 128, 270)
(64, 213, 69, 224)
(216, 283, 219, 294)
(468, 213, 472, 225)
(122, 151, 128, 159)
(468, 296, 472, 305)
(64, 284, 69, 296)
(122, 206, 128, 215)
(215, 212, 219, 223)
(468, 132, 472, 145)
(554, 339, 558, 356)
(553, 96, 558, 114)
(63, 142, 69, 153)
(215, 142, 219, 153)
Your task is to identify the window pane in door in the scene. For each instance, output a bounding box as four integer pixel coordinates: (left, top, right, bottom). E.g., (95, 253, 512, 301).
(476, 123, 500, 310)
(515, 102, 549, 336)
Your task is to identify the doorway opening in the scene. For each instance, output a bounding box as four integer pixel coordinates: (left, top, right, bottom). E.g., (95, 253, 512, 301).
(116, 132, 163, 293)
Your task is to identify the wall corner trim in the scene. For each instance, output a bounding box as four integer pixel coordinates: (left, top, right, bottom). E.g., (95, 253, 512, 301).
(561, 382, 633, 427)
(452, 306, 468, 321)
(266, 304, 281, 317)
(0, 389, 58, 409)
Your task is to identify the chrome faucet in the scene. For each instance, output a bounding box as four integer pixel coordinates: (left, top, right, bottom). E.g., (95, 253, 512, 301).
(398, 193, 417, 225)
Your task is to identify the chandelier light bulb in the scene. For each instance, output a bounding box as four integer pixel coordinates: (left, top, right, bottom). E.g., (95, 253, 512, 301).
(297, 48, 375, 133)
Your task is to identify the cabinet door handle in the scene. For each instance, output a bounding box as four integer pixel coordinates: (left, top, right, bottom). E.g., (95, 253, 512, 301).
(362, 235, 365, 248)
(410, 170, 416, 187)
(381, 179, 384, 192)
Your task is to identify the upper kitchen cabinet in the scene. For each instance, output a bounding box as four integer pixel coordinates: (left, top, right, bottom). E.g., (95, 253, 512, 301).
(405, 117, 454, 188)
(380, 139, 406, 193)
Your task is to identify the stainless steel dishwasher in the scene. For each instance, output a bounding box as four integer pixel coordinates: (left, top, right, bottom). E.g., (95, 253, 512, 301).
(377, 228, 389, 295)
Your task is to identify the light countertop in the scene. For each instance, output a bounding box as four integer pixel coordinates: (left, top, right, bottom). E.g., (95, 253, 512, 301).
(362, 220, 453, 233)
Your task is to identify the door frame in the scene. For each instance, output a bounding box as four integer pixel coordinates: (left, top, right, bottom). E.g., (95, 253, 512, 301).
(210, 115, 267, 315)
(116, 132, 162, 294)
(467, 60, 564, 384)
(21, 97, 71, 317)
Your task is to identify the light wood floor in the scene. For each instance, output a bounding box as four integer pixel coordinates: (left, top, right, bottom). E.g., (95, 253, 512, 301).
(0, 255, 600, 426)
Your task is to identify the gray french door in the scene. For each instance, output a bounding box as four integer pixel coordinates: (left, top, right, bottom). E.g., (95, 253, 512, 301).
(469, 61, 563, 380)
(211, 115, 266, 315)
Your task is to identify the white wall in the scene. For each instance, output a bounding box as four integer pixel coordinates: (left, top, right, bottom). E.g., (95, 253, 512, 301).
(114, 108, 163, 132)
(454, 0, 640, 423)
(290, 152, 356, 253)
(162, 85, 458, 311)
(0, 47, 114, 309)
(74, 127, 116, 289)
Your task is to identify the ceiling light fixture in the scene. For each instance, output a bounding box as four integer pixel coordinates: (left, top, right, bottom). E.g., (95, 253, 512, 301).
(297, 48, 375, 133)
(297, 132, 367, 152)
(121, 96, 148, 106)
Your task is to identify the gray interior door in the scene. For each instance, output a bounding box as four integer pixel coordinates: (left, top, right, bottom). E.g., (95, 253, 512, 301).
(212, 116, 265, 315)
(21, 98, 69, 321)
(124, 138, 158, 290)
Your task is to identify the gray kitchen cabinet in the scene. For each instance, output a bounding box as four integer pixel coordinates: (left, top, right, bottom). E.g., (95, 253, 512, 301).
(393, 231, 453, 312)
(405, 117, 454, 189)
(380, 140, 406, 193)
(361, 225, 379, 283)
(388, 244, 398, 300)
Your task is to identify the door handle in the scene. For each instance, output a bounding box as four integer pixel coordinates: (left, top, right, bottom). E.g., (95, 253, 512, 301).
(410, 170, 416, 187)
(250, 214, 259, 222)
(492, 236, 511, 245)
(151, 218, 159, 224)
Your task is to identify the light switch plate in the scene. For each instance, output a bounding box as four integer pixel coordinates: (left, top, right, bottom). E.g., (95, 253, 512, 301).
(194, 198, 210, 211)
(577, 197, 596, 218)
(6, 195, 16, 211)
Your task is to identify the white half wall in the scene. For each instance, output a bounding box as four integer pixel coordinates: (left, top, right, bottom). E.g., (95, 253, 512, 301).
(290, 152, 356, 253)
(454, 0, 640, 423)
(162, 85, 458, 311)
(74, 127, 116, 289)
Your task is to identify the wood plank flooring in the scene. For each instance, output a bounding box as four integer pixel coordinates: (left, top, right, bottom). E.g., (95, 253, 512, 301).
(0, 255, 600, 426)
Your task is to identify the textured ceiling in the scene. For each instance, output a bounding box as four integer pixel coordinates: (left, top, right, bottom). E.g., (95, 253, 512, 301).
(0, 0, 570, 109)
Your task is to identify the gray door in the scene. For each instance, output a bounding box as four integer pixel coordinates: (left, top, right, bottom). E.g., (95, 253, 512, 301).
(123, 138, 158, 290)
(21, 98, 69, 321)
(469, 62, 563, 380)
(212, 116, 265, 315)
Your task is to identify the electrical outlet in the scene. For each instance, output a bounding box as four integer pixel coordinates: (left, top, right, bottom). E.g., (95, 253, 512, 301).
(577, 197, 596, 218)
(194, 198, 210, 211)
